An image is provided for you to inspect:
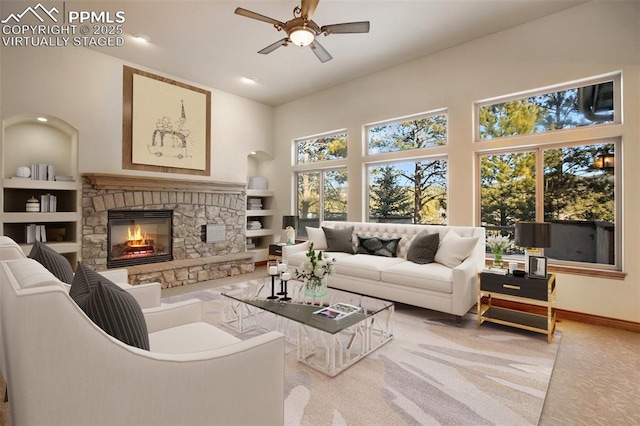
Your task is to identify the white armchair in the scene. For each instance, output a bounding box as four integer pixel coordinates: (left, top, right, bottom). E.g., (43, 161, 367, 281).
(1, 258, 285, 425)
(0, 236, 161, 309)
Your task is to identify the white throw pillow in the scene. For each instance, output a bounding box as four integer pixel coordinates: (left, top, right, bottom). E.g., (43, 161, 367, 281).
(306, 226, 328, 250)
(434, 230, 478, 268)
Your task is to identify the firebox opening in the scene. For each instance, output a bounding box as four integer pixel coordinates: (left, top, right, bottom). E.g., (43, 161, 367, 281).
(107, 210, 173, 268)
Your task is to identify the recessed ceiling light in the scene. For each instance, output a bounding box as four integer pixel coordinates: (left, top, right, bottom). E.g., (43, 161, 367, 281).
(133, 33, 150, 44)
(37, 117, 48, 122)
(250, 151, 257, 155)
(241, 76, 258, 85)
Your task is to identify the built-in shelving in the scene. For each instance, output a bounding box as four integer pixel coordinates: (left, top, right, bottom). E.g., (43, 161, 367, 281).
(246, 189, 275, 262)
(1, 115, 81, 264)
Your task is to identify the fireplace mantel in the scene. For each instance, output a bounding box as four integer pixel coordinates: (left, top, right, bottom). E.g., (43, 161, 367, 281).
(83, 173, 246, 194)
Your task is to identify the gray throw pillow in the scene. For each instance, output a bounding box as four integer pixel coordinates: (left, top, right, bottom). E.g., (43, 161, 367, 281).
(28, 240, 74, 284)
(407, 231, 439, 264)
(322, 226, 354, 254)
(71, 263, 150, 350)
(356, 236, 401, 258)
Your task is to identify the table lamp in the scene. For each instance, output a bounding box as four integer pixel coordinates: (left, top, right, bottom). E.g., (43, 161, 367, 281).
(515, 222, 551, 273)
(282, 215, 298, 245)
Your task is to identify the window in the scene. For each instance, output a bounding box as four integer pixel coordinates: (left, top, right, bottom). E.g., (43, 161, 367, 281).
(296, 169, 347, 236)
(295, 131, 347, 164)
(364, 110, 449, 224)
(293, 130, 348, 237)
(478, 79, 617, 140)
(477, 76, 620, 269)
(368, 160, 447, 224)
(367, 111, 447, 154)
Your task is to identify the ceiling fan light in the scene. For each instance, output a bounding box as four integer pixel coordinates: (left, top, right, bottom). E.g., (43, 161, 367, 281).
(289, 28, 314, 47)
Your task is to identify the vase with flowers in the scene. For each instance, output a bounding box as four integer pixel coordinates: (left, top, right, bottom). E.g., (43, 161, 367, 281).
(486, 235, 512, 269)
(295, 242, 335, 298)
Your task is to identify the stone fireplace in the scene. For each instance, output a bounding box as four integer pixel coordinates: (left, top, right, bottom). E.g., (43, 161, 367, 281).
(82, 174, 254, 288)
(107, 209, 173, 268)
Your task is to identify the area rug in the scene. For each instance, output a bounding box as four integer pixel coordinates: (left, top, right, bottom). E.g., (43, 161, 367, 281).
(164, 284, 561, 426)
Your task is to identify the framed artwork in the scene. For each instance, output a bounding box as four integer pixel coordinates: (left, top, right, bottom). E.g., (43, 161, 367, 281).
(122, 66, 211, 176)
(528, 255, 548, 279)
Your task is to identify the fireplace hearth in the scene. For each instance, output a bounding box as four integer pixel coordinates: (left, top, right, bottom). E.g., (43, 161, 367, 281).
(107, 210, 172, 268)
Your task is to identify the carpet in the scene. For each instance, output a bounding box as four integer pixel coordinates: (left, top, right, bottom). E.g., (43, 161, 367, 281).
(164, 285, 561, 426)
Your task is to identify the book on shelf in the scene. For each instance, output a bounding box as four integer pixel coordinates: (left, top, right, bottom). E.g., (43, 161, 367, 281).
(54, 175, 75, 182)
(25, 224, 47, 243)
(313, 302, 363, 321)
(40, 193, 57, 212)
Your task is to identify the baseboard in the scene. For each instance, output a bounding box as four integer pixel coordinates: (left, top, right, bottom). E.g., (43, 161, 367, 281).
(491, 299, 640, 333)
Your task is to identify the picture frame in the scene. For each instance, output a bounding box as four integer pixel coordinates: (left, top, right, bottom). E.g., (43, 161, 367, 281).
(122, 66, 211, 176)
(528, 255, 548, 279)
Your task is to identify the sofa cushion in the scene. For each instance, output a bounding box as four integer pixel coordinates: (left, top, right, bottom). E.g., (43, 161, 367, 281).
(149, 322, 241, 354)
(407, 231, 439, 264)
(356, 236, 401, 258)
(4, 258, 67, 289)
(28, 240, 74, 284)
(306, 226, 328, 250)
(335, 254, 405, 281)
(71, 263, 149, 350)
(322, 226, 354, 254)
(287, 250, 352, 269)
(381, 262, 453, 293)
(434, 230, 478, 268)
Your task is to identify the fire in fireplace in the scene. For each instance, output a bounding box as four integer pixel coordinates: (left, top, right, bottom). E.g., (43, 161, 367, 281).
(107, 210, 172, 268)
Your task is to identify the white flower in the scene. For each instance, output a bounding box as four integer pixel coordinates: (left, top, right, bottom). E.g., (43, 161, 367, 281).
(295, 242, 336, 281)
(486, 235, 512, 253)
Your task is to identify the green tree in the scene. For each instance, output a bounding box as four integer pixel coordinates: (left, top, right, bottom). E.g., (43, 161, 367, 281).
(479, 99, 544, 139)
(370, 166, 411, 219)
(297, 134, 347, 163)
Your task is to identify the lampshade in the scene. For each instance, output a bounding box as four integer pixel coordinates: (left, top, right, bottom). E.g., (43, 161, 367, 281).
(282, 215, 298, 229)
(289, 28, 314, 46)
(515, 222, 551, 248)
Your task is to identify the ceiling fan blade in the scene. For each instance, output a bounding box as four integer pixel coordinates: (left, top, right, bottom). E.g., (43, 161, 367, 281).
(301, 0, 320, 19)
(321, 21, 370, 34)
(310, 40, 332, 63)
(258, 38, 289, 55)
(234, 7, 285, 28)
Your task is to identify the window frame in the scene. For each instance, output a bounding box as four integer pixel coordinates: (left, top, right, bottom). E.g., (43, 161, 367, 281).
(474, 73, 622, 143)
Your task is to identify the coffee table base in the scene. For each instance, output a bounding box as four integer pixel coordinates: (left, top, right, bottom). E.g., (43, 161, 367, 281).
(221, 296, 393, 377)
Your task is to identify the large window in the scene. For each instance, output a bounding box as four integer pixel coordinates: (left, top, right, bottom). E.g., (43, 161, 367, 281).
(367, 111, 447, 154)
(477, 75, 620, 269)
(365, 110, 449, 224)
(293, 130, 348, 237)
(296, 169, 347, 236)
(368, 160, 447, 224)
(478, 80, 617, 140)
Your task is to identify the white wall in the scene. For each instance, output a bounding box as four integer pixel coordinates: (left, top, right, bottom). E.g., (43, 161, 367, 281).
(1, 45, 274, 183)
(273, 2, 640, 322)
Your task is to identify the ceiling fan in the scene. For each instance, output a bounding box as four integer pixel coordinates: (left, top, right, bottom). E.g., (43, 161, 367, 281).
(235, 0, 370, 63)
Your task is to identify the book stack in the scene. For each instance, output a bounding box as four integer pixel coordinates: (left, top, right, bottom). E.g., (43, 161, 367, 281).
(246, 238, 255, 249)
(30, 164, 56, 181)
(26, 224, 47, 243)
(40, 194, 57, 212)
(247, 198, 263, 210)
(247, 220, 262, 230)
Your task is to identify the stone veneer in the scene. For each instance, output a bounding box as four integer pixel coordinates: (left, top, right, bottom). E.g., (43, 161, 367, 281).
(81, 173, 254, 288)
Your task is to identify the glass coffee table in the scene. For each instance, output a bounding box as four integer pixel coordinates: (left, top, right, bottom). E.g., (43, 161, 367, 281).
(221, 279, 394, 377)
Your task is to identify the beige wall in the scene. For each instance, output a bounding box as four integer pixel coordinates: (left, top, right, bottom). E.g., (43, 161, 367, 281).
(272, 2, 640, 322)
(1, 45, 274, 183)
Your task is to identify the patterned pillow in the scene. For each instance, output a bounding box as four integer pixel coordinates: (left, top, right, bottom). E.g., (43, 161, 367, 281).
(356, 236, 401, 258)
(71, 263, 149, 350)
(322, 226, 354, 254)
(407, 231, 439, 264)
(28, 240, 74, 284)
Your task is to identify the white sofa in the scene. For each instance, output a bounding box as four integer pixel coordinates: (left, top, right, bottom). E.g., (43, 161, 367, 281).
(0, 257, 285, 425)
(283, 221, 486, 320)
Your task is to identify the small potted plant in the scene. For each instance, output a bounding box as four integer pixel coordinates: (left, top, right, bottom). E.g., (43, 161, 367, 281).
(295, 242, 335, 298)
(486, 235, 512, 269)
